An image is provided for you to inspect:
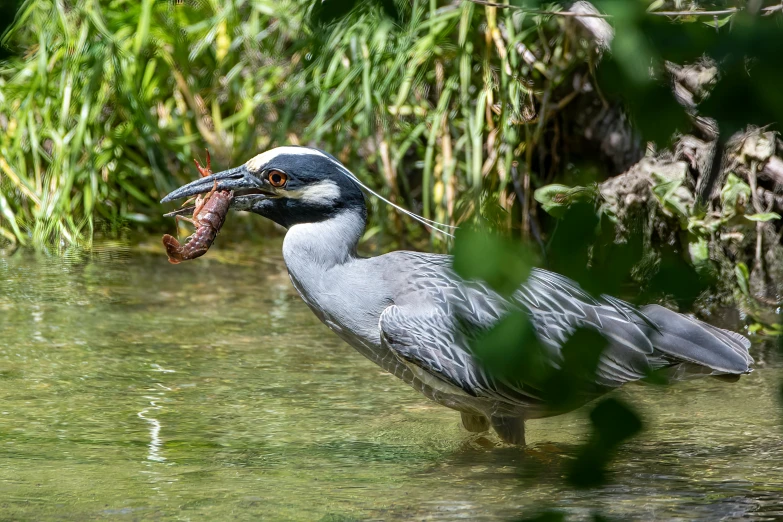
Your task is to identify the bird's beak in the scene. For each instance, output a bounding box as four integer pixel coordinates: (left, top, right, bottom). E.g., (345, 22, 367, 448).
(160, 165, 262, 204)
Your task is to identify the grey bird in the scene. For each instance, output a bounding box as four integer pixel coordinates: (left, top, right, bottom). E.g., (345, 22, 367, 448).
(162, 146, 753, 445)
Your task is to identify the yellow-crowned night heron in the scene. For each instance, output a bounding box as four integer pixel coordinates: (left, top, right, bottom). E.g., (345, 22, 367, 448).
(161, 146, 753, 445)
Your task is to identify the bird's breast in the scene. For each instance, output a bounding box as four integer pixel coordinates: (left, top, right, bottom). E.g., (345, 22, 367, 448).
(287, 268, 385, 348)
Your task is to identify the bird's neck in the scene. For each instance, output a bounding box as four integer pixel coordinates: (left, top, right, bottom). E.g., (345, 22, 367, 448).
(282, 209, 366, 272)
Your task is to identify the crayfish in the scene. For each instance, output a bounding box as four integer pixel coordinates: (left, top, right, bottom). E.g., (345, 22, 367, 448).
(162, 151, 233, 264)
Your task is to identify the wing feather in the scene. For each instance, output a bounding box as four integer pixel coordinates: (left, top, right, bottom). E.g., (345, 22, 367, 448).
(379, 305, 543, 406)
(640, 304, 753, 373)
(382, 254, 752, 411)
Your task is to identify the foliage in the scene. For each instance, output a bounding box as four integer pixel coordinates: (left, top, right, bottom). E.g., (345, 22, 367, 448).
(0, 0, 301, 244)
(533, 183, 598, 218)
(0, 0, 600, 246)
(568, 397, 643, 488)
(595, 1, 783, 143)
(450, 4, 783, 505)
(535, 152, 781, 324)
(453, 227, 535, 296)
(453, 205, 651, 489)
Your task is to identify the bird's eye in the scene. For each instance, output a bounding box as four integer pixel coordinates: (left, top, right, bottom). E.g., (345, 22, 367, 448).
(268, 170, 287, 187)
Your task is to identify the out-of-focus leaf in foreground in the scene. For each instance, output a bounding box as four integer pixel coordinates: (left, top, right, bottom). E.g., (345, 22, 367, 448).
(568, 398, 644, 488)
(453, 228, 536, 297)
(541, 329, 607, 412)
(642, 247, 710, 310)
(455, 214, 646, 489)
(468, 310, 547, 392)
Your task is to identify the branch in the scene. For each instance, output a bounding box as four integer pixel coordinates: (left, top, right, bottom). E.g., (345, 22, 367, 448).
(463, 0, 783, 18)
(650, 5, 783, 16)
(650, 8, 739, 16)
(464, 0, 609, 17)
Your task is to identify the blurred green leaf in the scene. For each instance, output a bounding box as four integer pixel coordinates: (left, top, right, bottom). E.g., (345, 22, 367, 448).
(545, 202, 641, 299)
(698, 14, 783, 136)
(468, 310, 548, 389)
(541, 329, 607, 411)
(643, 247, 710, 310)
(453, 228, 535, 297)
(598, 0, 651, 84)
(546, 203, 598, 288)
(596, 56, 689, 145)
(687, 236, 710, 271)
(568, 398, 643, 488)
(591, 397, 643, 445)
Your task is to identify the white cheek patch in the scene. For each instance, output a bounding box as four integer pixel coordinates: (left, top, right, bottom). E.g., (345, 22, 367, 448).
(245, 146, 329, 173)
(282, 180, 341, 205)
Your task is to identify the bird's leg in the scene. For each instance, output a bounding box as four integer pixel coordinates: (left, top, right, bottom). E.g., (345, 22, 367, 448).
(490, 415, 526, 446)
(461, 412, 490, 433)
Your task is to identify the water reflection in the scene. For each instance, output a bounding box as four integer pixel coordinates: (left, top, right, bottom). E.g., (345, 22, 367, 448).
(138, 394, 165, 462)
(139, 364, 177, 464)
(0, 241, 781, 520)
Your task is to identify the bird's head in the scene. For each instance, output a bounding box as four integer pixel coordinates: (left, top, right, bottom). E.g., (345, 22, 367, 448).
(162, 145, 455, 236)
(161, 146, 367, 228)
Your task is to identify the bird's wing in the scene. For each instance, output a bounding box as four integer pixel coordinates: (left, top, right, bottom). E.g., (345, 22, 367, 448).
(515, 268, 663, 387)
(385, 254, 751, 402)
(639, 303, 753, 373)
(378, 305, 543, 406)
(388, 256, 658, 392)
(515, 268, 752, 383)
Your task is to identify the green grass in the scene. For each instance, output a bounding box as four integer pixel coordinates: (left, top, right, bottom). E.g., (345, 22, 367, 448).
(0, 0, 590, 246)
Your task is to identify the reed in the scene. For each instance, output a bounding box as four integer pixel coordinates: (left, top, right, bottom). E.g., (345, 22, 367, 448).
(0, 0, 590, 246)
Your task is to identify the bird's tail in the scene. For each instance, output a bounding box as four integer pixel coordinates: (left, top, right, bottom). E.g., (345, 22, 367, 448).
(641, 304, 753, 376)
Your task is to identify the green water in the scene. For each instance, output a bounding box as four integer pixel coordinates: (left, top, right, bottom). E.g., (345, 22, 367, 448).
(1, 240, 782, 521)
